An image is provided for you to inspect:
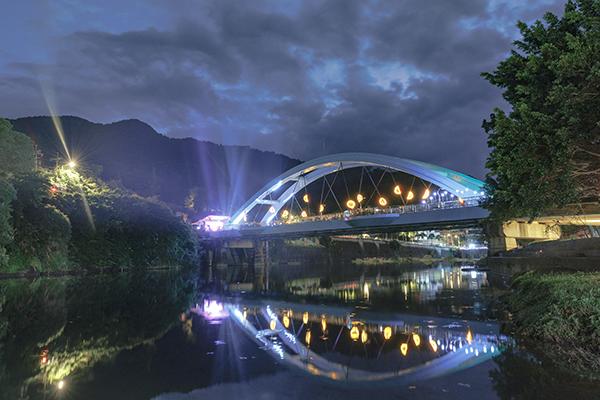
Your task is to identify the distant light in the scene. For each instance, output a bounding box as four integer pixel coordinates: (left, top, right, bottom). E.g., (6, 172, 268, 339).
(300, 210, 308, 218)
(458, 198, 465, 205)
(319, 204, 325, 213)
(356, 193, 364, 203)
(350, 326, 360, 341)
(421, 188, 430, 200)
(270, 319, 277, 330)
(305, 329, 312, 345)
(480, 191, 485, 196)
(269, 206, 276, 214)
(383, 326, 392, 340)
(406, 190, 414, 201)
(400, 342, 408, 356)
(282, 209, 289, 219)
(361, 329, 368, 344)
(67, 160, 77, 169)
(302, 311, 309, 325)
(283, 314, 290, 328)
(412, 333, 421, 347)
(302, 194, 310, 203)
(429, 339, 438, 352)
(346, 199, 356, 210)
(378, 197, 388, 207)
(466, 329, 473, 344)
(321, 316, 327, 333)
(57, 380, 65, 390)
(393, 185, 402, 195)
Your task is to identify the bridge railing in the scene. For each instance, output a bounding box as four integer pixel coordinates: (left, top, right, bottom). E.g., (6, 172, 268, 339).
(230, 195, 484, 229)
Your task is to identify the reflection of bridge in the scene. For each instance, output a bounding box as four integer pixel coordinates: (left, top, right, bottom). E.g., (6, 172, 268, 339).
(206, 153, 489, 239)
(200, 299, 511, 385)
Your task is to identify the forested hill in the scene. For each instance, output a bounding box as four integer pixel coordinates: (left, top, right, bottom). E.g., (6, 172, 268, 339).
(10, 116, 301, 216)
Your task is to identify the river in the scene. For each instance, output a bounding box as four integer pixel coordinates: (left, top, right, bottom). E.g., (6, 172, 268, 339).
(1, 263, 599, 399)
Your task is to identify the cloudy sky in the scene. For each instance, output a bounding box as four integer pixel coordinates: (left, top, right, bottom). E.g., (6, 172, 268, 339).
(1, 0, 564, 178)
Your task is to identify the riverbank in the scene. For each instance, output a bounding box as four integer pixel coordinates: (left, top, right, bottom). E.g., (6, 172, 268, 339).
(508, 271, 600, 380)
(351, 255, 477, 266)
(0, 265, 184, 280)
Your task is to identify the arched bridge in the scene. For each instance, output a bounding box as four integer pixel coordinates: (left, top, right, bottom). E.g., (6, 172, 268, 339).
(206, 153, 489, 239)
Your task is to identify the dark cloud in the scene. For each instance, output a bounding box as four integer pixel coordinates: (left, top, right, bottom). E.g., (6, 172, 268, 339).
(0, 0, 566, 178)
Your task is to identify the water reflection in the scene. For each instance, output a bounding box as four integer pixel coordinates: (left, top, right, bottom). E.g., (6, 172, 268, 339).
(204, 299, 510, 386)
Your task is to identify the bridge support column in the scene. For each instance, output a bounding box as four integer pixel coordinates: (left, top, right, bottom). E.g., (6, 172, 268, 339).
(487, 221, 561, 255)
(252, 240, 270, 292)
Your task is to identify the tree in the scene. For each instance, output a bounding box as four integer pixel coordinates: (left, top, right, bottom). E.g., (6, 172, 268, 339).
(0, 119, 36, 177)
(482, 0, 600, 219)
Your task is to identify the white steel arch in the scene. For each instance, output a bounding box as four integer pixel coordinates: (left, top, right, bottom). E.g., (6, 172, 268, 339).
(230, 153, 485, 225)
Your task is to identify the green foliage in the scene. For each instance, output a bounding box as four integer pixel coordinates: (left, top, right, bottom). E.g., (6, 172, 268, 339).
(0, 179, 16, 267)
(483, 0, 600, 219)
(47, 167, 199, 269)
(9, 173, 71, 270)
(509, 271, 600, 379)
(0, 119, 36, 177)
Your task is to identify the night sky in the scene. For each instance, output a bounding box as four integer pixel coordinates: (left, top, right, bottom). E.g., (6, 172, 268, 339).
(1, 0, 564, 178)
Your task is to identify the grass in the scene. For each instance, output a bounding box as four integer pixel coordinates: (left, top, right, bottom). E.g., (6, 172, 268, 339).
(509, 271, 600, 379)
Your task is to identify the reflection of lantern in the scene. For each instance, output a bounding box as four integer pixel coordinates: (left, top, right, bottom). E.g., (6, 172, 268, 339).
(378, 197, 388, 207)
(400, 343, 408, 356)
(466, 329, 473, 344)
(319, 204, 325, 213)
(383, 326, 392, 340)
(429, 339, 438, 352)
(303, 194, 310, 203)
(243, 308, 248, 320)
(321, 316, 327, 333)
(422, 188, 430, 200)
(412, 333, 421, 347)
(270, 319, 277, 330)
(303, 311, 309, 325)
(407, 191, 414, 201)
(350, 326, 360, 341)
(305, 330, 312, 345)
(301, 210, 308, 218)
(346, 199, 356, 209)
(394, 185, 402, 195)
(361, 330, 368, 344)
(283, 314, 290, 328)
(356, 193, 364, 203)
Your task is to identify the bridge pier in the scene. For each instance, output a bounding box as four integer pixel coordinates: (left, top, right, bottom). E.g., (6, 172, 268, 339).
(252, 240, 270, 292)
(487, 220, 561, 255)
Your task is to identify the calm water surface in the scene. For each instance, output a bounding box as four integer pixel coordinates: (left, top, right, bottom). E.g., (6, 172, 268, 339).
(1, 264, 599, 399)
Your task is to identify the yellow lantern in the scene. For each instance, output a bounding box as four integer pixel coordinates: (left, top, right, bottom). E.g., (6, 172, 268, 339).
(466, 329, 473, 344)
(270, 319, 277, 330)
(283, 314, 290, 328)
(346, 199, 356, 209)
(429, 339, 438, 352)
(422, 188, 430, 200)
(361, 330, 368, 344)
(412, 333, 421, 347)
(321, 316, 327, 333)
(394, 185, 402, 195)
(301, 210, 308, 218)
(400, 342, 408, 356)
(302, 311, 309, 325)
(303, 193, 309, 203)
(378, 196, 388, 207)
(319, 204, 325, 213)
(350, 325, 360, 341)
(282, 209, 289, 219)
(356, 193, 364, 203)
(407, 190, 414, 201)
(305, 329, 312, 345)
(383, 326, 392, 341)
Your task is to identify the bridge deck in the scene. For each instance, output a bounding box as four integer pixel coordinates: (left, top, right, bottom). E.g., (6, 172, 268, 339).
(206, 206, 489, 240)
